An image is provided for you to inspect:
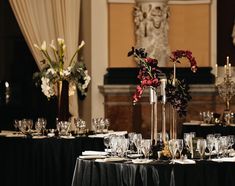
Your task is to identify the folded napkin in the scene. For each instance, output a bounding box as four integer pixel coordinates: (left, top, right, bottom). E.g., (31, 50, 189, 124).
(88, 131, 128, 138)
(32, 136, 47, 139)
(173, 159, 196, 164)
(95, 157, 125, 162)
(79, 155, 107, 160)
(200, 123, 215, 126)
(211, 157, 235, 162)
(132, 159, 153, 164)
(82, 151, 108, 156)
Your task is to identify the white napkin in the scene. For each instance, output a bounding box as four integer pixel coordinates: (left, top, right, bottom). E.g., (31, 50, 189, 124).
(82, 151, 108, 156)
(132, 159, 153, 164)
(88, 131, 128, 138)
(95, 157, 125, 162)
(211, 157, 235, 162)
(173, 159, 196, 164)
(79, 155, 107, 160)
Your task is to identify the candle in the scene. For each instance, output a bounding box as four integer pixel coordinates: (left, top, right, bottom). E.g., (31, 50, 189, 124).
(227, 56, 229, 66)
(215, 64, 218, 78)
(224, 65, 227, 75)
(229, 63, 232, 77)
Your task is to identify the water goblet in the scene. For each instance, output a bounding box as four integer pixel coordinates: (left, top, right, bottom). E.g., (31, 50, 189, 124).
(104, 135, 110, 151)
(141, 139, 151, 159)
(176, 139, 184, 159)
(197, 139, 207, 160)
(168, 139, 177, 161)
(133, 133, 142, 155)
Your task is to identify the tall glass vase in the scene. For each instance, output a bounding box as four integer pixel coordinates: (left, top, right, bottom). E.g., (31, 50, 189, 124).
(57, 80, 70, 121)
(170, 106, 177, 139)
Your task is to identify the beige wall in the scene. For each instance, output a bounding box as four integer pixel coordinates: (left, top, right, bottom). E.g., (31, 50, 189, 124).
(108, 3, 211, 67)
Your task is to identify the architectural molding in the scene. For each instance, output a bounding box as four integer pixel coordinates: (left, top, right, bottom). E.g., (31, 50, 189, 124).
(108, 0, 211, 4)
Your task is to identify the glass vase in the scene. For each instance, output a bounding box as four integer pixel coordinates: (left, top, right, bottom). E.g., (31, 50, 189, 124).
(57, 80, 70, 121)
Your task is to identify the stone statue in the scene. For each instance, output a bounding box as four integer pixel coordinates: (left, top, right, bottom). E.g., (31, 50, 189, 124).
(134, 0, 170, 66)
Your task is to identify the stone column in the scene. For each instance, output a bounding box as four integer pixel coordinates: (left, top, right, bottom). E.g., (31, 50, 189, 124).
(134, 0, 170, 66)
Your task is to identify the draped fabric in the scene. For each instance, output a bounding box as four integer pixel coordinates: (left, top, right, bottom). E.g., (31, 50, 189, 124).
(9, 0, 81, 119)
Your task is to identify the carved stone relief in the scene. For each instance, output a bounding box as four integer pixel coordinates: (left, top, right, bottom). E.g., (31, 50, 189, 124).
(134, 0, 170, 66)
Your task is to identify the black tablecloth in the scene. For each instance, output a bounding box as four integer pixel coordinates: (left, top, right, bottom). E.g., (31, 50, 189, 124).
(72, 159, 235, 186)
(0, 136, 104, 186)
(181, 124, 235, 138)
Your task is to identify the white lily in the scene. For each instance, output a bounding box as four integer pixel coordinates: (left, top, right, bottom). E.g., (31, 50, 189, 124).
(41, 41, 47, 51)
(78, 40, 85, 50)
(57, 38, 64, 45)
(50, 40, 57, 51)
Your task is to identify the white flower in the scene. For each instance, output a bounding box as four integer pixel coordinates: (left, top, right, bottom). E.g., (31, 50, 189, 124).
(62, 44, 66, 52)
(63, 67, 71, 76)
(78, 40, 85, 50)
(41, 41, 47, 51)
(82, 70, 91, 90)
(41, 77, 54, 98)
(34, 44, 41, 50)
(46, 68, 56, 75)
(57, 38, 64, 45)
(50, 40, 57, 51)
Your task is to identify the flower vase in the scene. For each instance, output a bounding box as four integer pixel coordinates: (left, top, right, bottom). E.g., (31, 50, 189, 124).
(57, 80, 70, 121)
(170, 106, 177, 139)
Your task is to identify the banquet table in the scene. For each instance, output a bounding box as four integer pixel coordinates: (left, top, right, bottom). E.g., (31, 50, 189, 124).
(0, 134, 104, 186)
(181, 124, 235, 138)
(72, 158, 235, 186)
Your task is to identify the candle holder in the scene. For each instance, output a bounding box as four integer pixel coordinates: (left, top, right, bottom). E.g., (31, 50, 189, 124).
(215, 57, 235, 125)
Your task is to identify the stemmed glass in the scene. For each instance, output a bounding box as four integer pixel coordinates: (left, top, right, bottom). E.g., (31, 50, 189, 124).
(141, 139, 151, 159)
(104, 135, 111, 152)
(168, 139, 177, 162)
(197, 139, 207, 160)
(128, 132, 136, 153)
(133, 133, 142, 154)
(176, 139, 184, 159)
(184, 132, 195, 158)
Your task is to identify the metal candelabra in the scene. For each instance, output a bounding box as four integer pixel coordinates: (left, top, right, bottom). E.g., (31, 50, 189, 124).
(215, 57, 235, 125)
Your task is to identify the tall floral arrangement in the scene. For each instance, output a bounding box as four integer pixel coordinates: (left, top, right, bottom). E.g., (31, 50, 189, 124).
(167, 50, 197, 117)
(127, 47, 161, 103)
(33, 38, 91, 100)
(128, 48, 197, 117)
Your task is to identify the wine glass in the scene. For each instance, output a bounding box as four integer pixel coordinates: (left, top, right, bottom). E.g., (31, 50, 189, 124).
(104, 135, 110, 152)
(141, 139, 151, 159)
(133, 133, 142, 155)
(168, 139, 177, 161)
(197, 139, 207, 160)
(176, 139, 184, 159)
(128, 132, 136, 153)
